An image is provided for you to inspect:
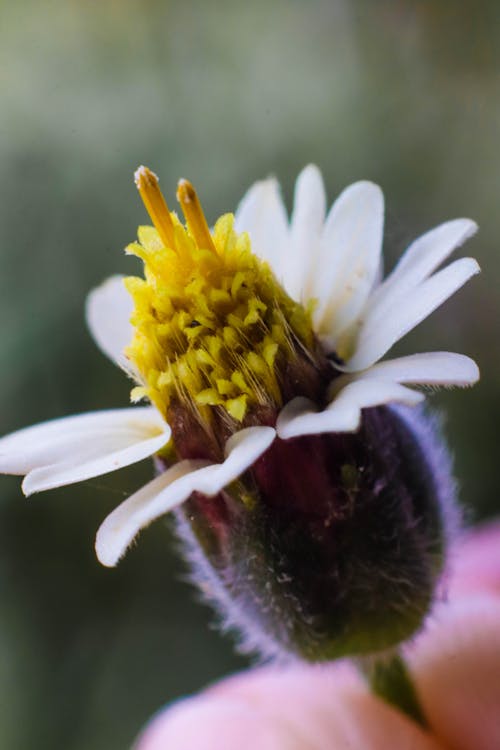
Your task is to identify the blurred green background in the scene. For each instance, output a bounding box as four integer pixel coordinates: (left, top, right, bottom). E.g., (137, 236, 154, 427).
(0, 0, 498, 747)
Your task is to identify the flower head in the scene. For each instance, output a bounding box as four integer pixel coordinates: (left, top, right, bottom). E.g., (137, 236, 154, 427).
(127, 168, 322, 431)
(0, 166, 480, 659)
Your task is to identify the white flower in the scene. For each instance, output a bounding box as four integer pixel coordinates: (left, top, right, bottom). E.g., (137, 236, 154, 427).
(0, 166, 479, 568)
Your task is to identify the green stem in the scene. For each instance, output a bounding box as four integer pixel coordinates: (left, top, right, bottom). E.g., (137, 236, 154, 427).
(357, 652, 428, 728)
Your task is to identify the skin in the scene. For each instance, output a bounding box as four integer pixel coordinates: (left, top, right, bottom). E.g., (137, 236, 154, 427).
(135, 522, 500, 750)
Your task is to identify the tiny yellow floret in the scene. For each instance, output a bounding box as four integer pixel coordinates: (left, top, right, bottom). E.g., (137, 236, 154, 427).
(125, 168, 315, 425)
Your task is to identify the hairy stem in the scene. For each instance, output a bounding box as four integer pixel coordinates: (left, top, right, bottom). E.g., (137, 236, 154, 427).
(357, 652, 427, 727)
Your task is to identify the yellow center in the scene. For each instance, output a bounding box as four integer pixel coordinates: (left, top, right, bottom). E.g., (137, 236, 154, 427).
(125, 167, 315, 425)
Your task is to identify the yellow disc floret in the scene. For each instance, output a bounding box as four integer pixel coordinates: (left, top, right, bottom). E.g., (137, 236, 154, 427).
(125, 167, 316, 426)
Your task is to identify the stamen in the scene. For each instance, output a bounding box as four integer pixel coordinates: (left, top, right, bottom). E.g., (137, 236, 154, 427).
(134, 166, 176, 249)
(177, 179, 216, 253)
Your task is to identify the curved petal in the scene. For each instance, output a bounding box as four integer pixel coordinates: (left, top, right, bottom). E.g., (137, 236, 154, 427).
(363, 219, 478, 327)
(346, 257, 480, 371)
(385, 218, 477, 281)
(22, 433, 170, 497)
(285, 165, 326, 301)
(190, 426, 276, 494)
(332, 352, 479, 394)
(96, 460, 210, 567)
(95, 426, 276, 567)
(0, 408, 168, 496)
(0, 407, 166, 476)
(311, 181, 384, 345)
(277, 381, 423, 439)
(85, 275, 137, 375)
(234, 177, 289, 276)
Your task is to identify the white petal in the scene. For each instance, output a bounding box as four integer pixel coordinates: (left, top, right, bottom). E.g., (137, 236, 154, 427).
(335, 352, 479, 390)
(285, 165, 326, 300)
(389, 218, 477, 279)
(311, 181, 384, 344)
(0, 407, 169, 495)
(85, 275, 136, 375)
(364, 219, 478, 324)
(346, 257, 480, 371)
(95, 426, 275, 567)
(22, 432, 169, 497)
(95, 461, 209, 567)
(234, 177, 289, 275)
(190, 426, 276, 495)
(277, 381, 424, 439)
(0, 407, 165, 474)
(275, 396, 317, 436)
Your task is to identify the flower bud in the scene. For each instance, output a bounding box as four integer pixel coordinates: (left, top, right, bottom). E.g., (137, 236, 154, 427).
(172, 404, 454, 661)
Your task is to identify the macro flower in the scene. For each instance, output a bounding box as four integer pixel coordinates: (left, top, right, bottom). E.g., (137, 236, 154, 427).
(0, 165, 480, 659)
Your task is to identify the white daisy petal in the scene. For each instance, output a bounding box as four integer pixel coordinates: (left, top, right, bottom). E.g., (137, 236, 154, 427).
(277, 381, 424, 439)
(312, 181, 384, 344)
(388, 218, 477, 279)
(285, 165, 326, 300)
(234, 177, 289, 275)
(346, 257, 480, 371)
(191, 426, 276, 495)
(364, 219, 478, 322)
(22, 429, 169, 497)
(0, 407, 166, 475)
(274, 396, 316, 435)
(0, 408, 169, 497)
(336, 352, 479, 389)
(95, 460, 210, 567)
(85, 275, 136, 375)
(95, 426, 275, 567)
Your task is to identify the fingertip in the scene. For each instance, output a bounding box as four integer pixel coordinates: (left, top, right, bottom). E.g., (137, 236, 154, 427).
(134, 694, 303, 750)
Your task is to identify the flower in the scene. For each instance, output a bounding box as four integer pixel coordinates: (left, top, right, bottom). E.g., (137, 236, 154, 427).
(134, 521, 500, 750)
(0, 166, 480, 658)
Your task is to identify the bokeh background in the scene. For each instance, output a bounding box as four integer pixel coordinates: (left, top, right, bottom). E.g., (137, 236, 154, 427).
(0, 1, 498, 747)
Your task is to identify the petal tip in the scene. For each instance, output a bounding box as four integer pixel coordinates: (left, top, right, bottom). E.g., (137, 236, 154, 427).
(470, 257, 481, 274)
(462, 217, 479, 236)
(450, 217, 479, 244)
(297, 163, 322, 184)
(85, 274, 126, 314)
(255, 175, 280, 194)
(346, 179, 384, 204)
(95, 524, 125, 568)
(85, 275, 135, 372)
(466, 358, 481, 384)
(21, 475, 34, 497)
(95, 543, 120, 569)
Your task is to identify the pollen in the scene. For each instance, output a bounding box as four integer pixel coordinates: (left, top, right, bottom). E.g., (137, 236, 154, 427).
(125, 167, 316, 426)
